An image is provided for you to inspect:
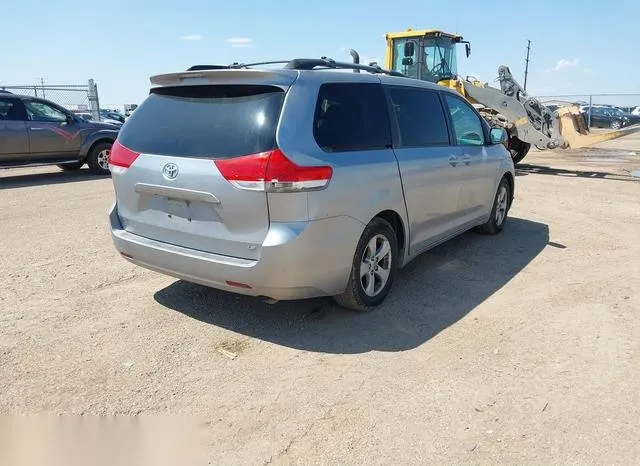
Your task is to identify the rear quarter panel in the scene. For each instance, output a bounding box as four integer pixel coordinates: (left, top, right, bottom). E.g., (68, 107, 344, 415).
(274, 73, 410, 260)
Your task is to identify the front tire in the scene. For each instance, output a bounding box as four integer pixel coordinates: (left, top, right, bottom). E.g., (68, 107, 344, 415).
(333, 218, 399, 312)
(611, 120, 622, 130)
(87, 141, 113, 175)
(476, 177, 511, 235)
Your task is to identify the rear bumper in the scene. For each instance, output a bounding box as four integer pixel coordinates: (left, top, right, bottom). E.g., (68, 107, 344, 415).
(109, 202, 363, 300)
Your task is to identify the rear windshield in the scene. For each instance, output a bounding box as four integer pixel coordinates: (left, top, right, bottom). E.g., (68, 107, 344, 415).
(117, 85, 285, 158)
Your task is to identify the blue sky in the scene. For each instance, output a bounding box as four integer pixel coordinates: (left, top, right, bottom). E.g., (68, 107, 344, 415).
(2, 0, 639, 109)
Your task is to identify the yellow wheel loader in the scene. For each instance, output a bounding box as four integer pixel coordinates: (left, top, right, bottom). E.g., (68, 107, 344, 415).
(351, 28, 631, 164)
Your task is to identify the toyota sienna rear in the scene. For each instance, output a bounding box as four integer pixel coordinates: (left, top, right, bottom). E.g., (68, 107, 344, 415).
(109, 63, 515, 311)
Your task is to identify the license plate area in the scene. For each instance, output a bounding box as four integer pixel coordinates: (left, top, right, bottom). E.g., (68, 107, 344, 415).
(166, 198, 189, 218)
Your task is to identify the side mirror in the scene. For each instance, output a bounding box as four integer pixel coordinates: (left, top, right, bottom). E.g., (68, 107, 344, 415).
(465, 43, 471, 58)
(403, 41, 415, 58)
(490, 127, 507, 145)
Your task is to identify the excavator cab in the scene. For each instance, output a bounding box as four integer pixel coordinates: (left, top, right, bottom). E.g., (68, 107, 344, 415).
(384, 29, 470, 84)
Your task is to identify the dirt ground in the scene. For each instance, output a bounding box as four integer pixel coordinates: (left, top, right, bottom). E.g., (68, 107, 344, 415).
(1, 134, 639, 464)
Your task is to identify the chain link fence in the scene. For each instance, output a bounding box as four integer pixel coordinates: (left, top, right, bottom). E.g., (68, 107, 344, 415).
(0, 79, 101, 120)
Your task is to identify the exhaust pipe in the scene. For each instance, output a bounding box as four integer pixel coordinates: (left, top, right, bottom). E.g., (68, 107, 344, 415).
(349, 49, 360, 73)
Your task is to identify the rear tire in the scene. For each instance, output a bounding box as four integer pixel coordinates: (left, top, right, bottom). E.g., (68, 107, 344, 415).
(57, 161, 84, 171)
(333, 217, 399, 312)
(476, 177, 511, 235)
(87, 141, 113, 175)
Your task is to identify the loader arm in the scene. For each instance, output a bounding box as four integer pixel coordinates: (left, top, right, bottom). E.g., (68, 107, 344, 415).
(462, 66, 566, 150)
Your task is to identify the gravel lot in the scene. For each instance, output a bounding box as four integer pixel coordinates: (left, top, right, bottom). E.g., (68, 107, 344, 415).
(1, 135, 639, 464)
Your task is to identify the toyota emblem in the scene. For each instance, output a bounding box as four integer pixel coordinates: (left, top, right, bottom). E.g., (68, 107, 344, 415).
(162, 163, 179, 180)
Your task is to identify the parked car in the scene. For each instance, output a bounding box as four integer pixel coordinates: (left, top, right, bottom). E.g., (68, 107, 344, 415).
(74, 111, 92, 121)
(631, 106, 640, 116)
(580, 106, 633, 129)
(109, 64, 515, 311)
(0, 94, 118, 175)
(101, 116, 123, 127)
(75, 110, 123, 128)
(100, 109, 125, 124)
(608, 107, 640, 126)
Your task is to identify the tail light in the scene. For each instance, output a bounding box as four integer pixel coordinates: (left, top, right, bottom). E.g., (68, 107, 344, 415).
(109, 140, 140, 170)
(214, 149, 332, 192)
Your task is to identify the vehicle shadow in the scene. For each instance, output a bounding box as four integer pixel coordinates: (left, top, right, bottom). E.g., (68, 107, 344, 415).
(517, 164, 638, 182)
(154, 217, 549, 354)
(0, 167, 108, 189)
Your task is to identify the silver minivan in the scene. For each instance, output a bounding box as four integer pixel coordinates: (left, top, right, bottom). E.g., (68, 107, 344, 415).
(109, 60, 515, 311)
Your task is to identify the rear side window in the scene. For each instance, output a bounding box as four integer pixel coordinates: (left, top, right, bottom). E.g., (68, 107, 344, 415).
(118, 85, 285, 158)
(314, 83, 391, 152)
(0, 98, 26, 121)
(387, 86, 450, 147)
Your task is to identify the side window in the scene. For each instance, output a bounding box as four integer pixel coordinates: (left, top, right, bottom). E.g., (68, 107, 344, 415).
(444, 94, 485, 146)
(388, 86, 450, 147)
(314, 83, 391, 152)
(25, 101, 67, 123)
(0, 98, 26, 121)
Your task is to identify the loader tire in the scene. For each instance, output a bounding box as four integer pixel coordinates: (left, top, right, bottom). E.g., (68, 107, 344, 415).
(508, 137, 530, 165)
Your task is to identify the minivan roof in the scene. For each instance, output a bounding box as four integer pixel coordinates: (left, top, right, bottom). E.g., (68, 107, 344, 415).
(149, 66, 453, 95)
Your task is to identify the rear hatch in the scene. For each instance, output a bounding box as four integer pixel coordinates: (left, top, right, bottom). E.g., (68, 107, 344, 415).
(111, 79, 289, 260)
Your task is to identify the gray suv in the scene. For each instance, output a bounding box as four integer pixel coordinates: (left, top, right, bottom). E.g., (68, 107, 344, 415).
(109, 59, 515, 311)
(0, 92, 118, 175)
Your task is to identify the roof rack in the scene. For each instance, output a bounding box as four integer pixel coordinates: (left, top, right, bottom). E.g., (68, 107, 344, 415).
(186, 58, 405, 77)
(285, 58, 405, 77)
(187, 61, 291, 71)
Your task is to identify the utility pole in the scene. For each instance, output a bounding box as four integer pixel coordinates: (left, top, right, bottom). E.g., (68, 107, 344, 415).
(41, 77, 46, 99)
(524, 40, 531, 91)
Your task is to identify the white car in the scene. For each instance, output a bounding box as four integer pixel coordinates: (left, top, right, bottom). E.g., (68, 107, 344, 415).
(631, 106, 640, 116)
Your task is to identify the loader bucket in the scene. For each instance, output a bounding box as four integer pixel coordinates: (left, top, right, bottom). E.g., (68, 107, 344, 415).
(557, 106, 640, 149)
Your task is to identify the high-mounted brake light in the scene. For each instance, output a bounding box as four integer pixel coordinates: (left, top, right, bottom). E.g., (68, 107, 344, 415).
(109, 140, 140, 169)
(214, 149, 333, 192)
